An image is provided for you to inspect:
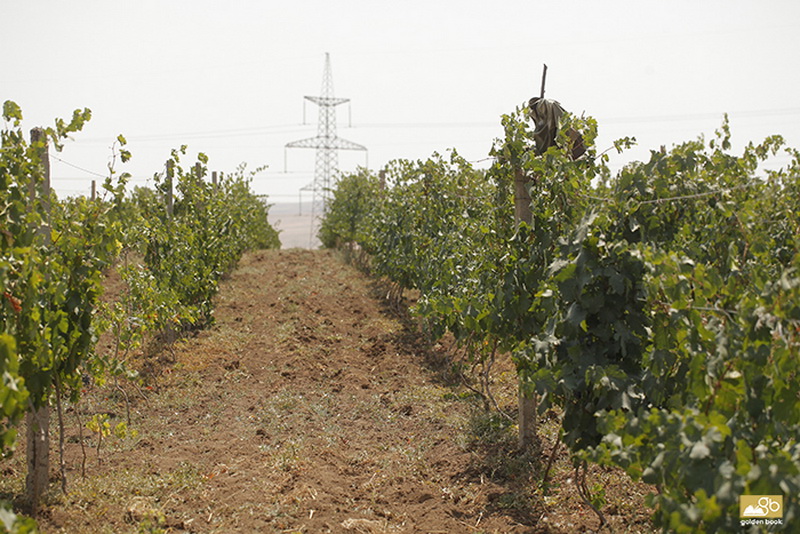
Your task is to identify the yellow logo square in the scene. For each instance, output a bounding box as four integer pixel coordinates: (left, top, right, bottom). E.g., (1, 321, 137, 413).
(740, 495, 783, 519)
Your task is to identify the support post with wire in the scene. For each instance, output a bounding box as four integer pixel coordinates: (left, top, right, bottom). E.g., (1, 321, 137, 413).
(516, 63, 548, 451)
(25, 127, 51, 515)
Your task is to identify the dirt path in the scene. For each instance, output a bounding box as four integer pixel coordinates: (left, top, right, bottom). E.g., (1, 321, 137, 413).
(15, 249, 651, 533)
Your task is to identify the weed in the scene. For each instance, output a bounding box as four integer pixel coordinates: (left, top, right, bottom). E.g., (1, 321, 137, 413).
(469, 409, 515, 446)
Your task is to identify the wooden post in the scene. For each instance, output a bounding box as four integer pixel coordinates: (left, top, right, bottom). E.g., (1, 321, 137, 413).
(515, 168, 536, 450)
(514, 168, 532, 225)
(166, 159, 174, 217)
(212, 171, 218, 190)
(26, 127, 51, 514)
(518, 382, 537, 449)
(516, 65, 549, 451)
(91, 180, 96, 201)
(540, 64, 548, 99)
(29, 128, 51, 219)
(194, 162, 202, 179)
(25, 407, 49, 514)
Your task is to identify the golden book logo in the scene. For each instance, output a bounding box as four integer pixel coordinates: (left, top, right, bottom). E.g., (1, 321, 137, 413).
(740, 495, 783, 519)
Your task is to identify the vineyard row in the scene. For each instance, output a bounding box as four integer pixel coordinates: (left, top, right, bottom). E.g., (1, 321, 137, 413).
(320, 106, 800, 532)
(0, 101, 280, 529)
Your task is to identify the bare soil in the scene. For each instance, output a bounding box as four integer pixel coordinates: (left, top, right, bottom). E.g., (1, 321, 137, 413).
(1, 249, 654, 533)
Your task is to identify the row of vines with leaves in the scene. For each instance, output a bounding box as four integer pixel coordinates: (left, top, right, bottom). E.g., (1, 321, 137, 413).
(0, 100, 126, 531)
(321, 105, 799, 531)
(0, 100, 279, 530)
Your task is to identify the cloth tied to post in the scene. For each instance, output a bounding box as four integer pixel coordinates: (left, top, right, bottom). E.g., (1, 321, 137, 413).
(528, 97, 585, 160)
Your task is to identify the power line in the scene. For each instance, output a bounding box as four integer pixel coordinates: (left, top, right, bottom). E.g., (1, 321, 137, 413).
(76, 123, 313, 144)
(64, 106, 800, 146)
(50, 154, 107, 179)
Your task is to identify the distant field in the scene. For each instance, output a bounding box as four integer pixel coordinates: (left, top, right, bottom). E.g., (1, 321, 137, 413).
(267, 201, 322, 249)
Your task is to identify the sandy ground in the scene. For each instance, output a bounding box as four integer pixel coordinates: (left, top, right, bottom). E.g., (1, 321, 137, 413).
(268, 202, 322, 249)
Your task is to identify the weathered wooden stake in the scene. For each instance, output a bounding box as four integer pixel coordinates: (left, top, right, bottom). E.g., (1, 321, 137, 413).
(516, 64, 550, 451)
(166, 159, 174, 217)
(515, 169, 536, 450)
(26, 127, 51, 514)
(540, 64, 548, 99)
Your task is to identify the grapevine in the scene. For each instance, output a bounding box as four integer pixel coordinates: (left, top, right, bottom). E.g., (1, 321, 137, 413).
(323, 105, 800, 531)
(0, 100, 280, 523)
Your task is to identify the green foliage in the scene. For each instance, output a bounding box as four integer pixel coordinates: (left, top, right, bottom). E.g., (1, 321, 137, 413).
(1, 100, 123, 447)
(318, 167, 381, 248)
(325, 101, 800, 531)
(525, 228, 649, 451)
(369, 151, 496, 297)
(138, 150, 279, 327)
(0, 501, 38, 534)
(0, 335, 25, 458)
(46, 194, 126, 401)
(0, 101, 279, 468)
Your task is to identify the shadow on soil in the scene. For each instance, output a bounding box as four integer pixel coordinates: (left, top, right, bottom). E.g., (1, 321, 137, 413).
(364, 271, 550, 530)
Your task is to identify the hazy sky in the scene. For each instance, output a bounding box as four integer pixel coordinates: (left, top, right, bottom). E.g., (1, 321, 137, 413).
(2, 1, 799, 202)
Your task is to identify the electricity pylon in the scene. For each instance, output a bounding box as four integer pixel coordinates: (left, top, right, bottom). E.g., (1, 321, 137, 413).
(285, 52, 367, 243)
